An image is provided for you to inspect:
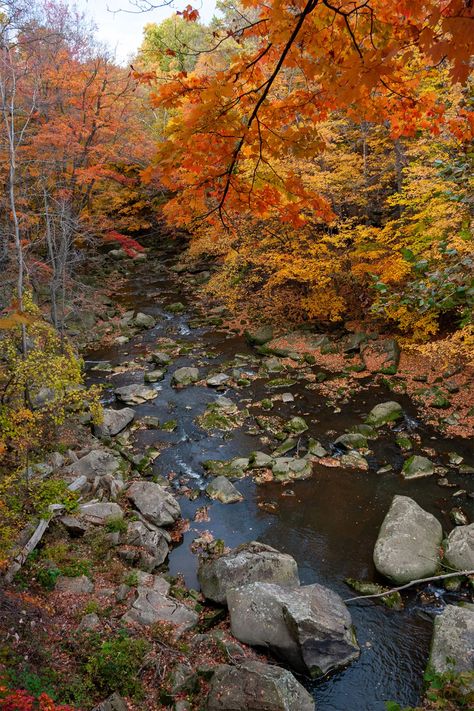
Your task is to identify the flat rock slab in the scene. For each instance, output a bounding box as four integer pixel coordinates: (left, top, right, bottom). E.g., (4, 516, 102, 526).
(207, 373, 230, 387)
(127, 481, 181, 526)
(373, 495, 442, 584)
(56, 575, 94, 594)
(79, 502, 124, 525)
(65, 449, 122, 481)
(198, 541, 300, 605)
(123, 588, 198, 636)
(402, 455, 435, 479)
(444, 523, 474, 571)
(206, 476, 243, 504)
(207, 661, 315, 711)
(429, 605, 474, 675)
(115, 384, 158, 405)
(228, 581, 359, 677)
(95, 407, 135, 437)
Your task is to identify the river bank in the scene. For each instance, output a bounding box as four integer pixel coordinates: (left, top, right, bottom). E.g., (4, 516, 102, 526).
(1, 244, 473, 711)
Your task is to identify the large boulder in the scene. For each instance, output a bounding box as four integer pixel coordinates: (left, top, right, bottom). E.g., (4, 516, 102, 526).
(228, 581, 359, 677)
(373, 496, 443, 584)
(444, 524, 474, 571)
(429, 605, 474, 675)
(123, 587, 198, 637)
(127, 481, 181, 526)
(207, 661, 315, 711)
(65, 448, 122, 481)
(366, 401, 403, 427)
(198, 541, 299, 605)
(172, 367, 199, 386)
(125, 519, 171, 571)
(95, 407, 135, 437)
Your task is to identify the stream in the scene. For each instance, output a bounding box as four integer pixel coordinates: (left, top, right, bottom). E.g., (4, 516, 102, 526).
(85, 251, 473, 711)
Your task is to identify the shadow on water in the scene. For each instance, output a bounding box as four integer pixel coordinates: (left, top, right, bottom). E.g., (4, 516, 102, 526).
(86, 255, 474, 711)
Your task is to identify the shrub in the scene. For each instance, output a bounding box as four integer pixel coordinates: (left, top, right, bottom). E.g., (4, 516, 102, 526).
(84, 634, 150, 698)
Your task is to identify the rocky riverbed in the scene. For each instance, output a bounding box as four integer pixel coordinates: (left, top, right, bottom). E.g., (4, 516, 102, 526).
(4, 246, 473, 711)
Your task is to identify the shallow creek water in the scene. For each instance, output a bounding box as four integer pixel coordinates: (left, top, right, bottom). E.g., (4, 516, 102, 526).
(85, 255, 473, 711)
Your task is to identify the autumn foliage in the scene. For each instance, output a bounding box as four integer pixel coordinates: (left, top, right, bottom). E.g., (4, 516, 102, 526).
(137, 0, 473, 341)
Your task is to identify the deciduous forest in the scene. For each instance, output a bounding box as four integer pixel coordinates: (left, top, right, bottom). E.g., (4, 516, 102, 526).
(0, 1, 473, 710)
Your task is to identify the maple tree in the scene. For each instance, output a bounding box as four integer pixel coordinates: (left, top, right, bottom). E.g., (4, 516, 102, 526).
(142, 0, 473, 227)
(136, 0, 473, 341)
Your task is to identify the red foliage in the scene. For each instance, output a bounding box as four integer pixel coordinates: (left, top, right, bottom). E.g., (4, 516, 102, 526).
(0, 688, 76, 711)
(103, 230, 145, 257)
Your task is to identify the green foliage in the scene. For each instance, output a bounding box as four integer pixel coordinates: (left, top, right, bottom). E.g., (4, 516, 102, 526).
(385, 667, 474, 710)
(105, 516, 128, 534)
(30, 479, 79, 518)
(84, 634, 150, 698)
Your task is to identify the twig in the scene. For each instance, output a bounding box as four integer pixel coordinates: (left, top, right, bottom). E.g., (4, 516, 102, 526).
(345, 570, 474, 603)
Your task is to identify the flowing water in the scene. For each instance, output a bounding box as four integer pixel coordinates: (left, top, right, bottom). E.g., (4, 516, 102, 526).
(86, 253, 473, 711)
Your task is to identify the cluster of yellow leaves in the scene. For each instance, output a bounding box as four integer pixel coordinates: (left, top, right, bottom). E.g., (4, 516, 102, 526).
(0, 291, 102, 465)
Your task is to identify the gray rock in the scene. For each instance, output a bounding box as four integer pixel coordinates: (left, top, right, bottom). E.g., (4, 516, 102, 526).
(123, 588, 198, 636)
(207, 373, 230, 387)
(77, 613, 101, 632)
(198, 541, 299, 605)
(127, 481, 181, 526)
(206, 476, 243, 504)
(91, 692, 128, 711)
(172, 367, 199, 385)
(49, 451, 65, 469)
(245, 325, 274, 346)
(307, 439, 327, 458)
(444, 524, 474, 571)
(228, 581, 359, 677)
(67, 475, 89, 494)
(60, 515, 87, 537)
(114, 384, 158, 405)
(285, 416, 308, 434)
(134, 312, 156, 329)
(144, 369, 165, 383)
(272, 457, 312, 482)
(344, 332, 366, 353)
(429, 605, 474, 675)
(250, 451, 274, 468)
(65, 448, 122, 481)
(402, 455, 435, 479)
(373, 495, 443, 584)
(207, 661, 315, 711)
(131, 570, 170, 594)
(56, 575, 94, 594)
(79, 502, 124, 525)
(126, 519, 171, 570)
(152, 350, 172, 365)
(334, 433, 368, 450)
(95, 407, 135, 437)
(366, 401, 403, 427)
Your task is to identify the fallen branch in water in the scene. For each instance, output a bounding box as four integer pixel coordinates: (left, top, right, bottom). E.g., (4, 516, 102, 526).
(345, 570, 474, 603)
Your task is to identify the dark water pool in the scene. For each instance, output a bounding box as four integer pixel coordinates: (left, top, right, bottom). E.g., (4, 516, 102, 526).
(86, 255, 474, 711)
